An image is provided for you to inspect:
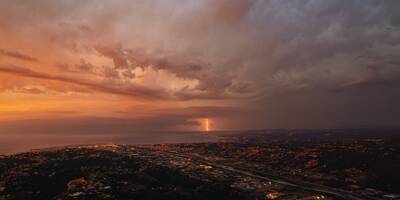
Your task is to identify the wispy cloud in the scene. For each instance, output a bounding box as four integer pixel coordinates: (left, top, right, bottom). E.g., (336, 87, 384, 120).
(0, 65, 169, 100)
(0, 48, 38, 62)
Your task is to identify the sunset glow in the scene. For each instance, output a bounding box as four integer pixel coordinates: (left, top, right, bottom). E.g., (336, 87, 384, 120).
(0, 0, 399, 134)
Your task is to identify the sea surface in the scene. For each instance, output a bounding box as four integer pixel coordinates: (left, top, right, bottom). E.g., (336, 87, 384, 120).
(0, 131, 225, 155)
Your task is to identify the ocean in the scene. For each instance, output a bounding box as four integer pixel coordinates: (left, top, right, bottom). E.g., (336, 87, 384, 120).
(0, 131, 222, 155)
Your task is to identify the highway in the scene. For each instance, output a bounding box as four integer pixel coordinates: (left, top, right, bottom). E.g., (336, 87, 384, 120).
(110, 146, 378, 200)
(164, 151, 378, 200)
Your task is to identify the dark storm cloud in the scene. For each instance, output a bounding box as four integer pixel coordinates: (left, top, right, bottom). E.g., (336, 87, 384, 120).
(3, 0, 398, 98)
(235, 87, 400, 129)
(1, 0, 400, 128)
(1, 0, 399, 96)
(112, 0, 400, 99)
(233, 0, 400, 94)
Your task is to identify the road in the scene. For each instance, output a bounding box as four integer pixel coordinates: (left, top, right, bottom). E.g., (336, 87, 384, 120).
(163, 151, 377, 200)
(110, 146, 378, 200)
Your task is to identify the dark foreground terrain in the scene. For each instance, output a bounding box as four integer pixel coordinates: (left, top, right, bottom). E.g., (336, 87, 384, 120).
(0, 145, 339, 200)
(1, 130, 399, 200)
(0, 145, 248, 200)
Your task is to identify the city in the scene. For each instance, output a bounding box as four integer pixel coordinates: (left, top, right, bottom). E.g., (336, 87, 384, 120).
(1, 130, 399, 199)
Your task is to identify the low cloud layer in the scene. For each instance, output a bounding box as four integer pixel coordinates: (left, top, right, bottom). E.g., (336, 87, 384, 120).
(0, 49, 38, 62)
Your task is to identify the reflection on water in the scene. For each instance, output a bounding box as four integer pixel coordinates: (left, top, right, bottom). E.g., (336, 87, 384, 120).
(0, 132, 221, 155)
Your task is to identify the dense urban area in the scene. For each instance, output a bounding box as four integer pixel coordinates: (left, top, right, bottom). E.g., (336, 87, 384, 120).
(0, 130, 399, 200)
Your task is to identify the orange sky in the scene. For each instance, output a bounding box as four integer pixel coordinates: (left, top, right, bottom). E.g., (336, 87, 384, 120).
(0, 3, 223, 132)
(0, 1, 260, 133)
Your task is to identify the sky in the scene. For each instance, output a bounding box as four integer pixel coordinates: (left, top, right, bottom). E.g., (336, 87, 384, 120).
(0, 0, 400, 134)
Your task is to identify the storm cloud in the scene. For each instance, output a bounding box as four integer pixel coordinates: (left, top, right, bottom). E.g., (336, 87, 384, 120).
(0, 0, 399, 129)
